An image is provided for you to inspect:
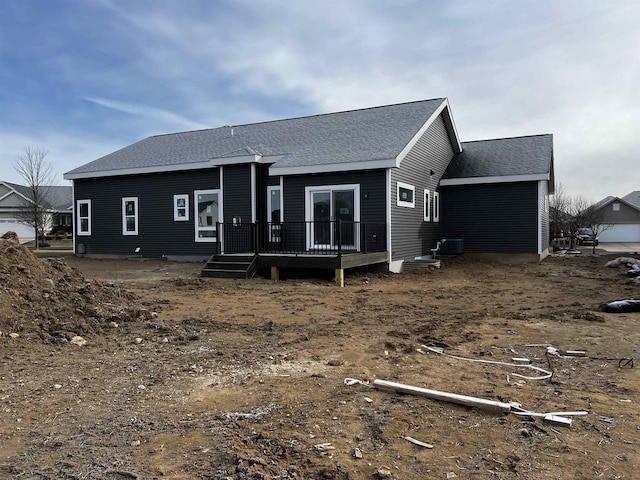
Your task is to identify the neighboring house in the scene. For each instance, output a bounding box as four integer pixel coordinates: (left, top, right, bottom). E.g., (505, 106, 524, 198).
(63, 98, 554, 278)
(590, 193, 640, 242)
(0, 181, 73, 242)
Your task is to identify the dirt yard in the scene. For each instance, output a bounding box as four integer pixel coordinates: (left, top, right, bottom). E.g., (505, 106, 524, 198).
(1, 244, 638, 479)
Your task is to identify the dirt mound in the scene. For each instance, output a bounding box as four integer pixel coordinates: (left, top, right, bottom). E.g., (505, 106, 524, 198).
(0, 239, 150, 342)
(1, 230, 19, 242)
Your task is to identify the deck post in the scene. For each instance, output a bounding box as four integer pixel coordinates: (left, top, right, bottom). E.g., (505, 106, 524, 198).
(271, 266, 280, 282)
(335, 268, 344, 287)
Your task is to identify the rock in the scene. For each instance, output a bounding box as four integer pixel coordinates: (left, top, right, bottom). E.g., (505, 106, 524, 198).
(519, 428, 532, 437)
(109, 321, 119, 328)
(353, 447, 363, 458)
(446, 473, 458, 479)
(53, 384, 62, 390)
(134, 337, 143, 344)
(151, 312, 159, 319)
(9, 333, 20, 339)
(71, 335, 87, 346)
(376, 467, 393, 478)
(131, 440, 141, 447)
(327, 358, 344, 366)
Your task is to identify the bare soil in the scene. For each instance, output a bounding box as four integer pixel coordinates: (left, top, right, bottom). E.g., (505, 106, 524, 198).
(1, 243, 638, 479)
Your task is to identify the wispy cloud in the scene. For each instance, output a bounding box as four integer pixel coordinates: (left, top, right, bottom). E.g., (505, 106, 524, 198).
(83, 97, 209, 131)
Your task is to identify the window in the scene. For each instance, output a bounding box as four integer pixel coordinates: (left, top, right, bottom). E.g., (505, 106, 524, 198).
(433, 191, 440, 222)
(267, 186, 282, 242)
(77, 200, 91, 236)
(174, 194, 189, 221)
(423, 189, 431, 221)
(397, 182, 415, 208)
(195, 189, 221, 242)
(613, 202, 620, 212)
(122, 197, 138, 235)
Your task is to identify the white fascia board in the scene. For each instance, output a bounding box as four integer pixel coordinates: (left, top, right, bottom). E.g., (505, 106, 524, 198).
(64, 161, 218, 180)
(395, 98, 462, 167)
(269, 158, 396, 176)
(439, 173, 549, 187)
(210, 154, 262, 166)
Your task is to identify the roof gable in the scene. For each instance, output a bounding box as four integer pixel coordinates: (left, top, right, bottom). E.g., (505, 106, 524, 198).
(0, 181, 72, 211)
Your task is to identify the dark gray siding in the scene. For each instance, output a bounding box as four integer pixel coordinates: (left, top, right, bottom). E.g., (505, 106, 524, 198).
(73, 168, 221, 257)
(441, 182, 539, 253)
(222, 164, 252, 223)
(283, 170, 387, 223)
(390, 114, 454, 261)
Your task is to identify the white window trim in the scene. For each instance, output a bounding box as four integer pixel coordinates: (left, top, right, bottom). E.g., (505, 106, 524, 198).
(423, 189, 431, 221)
(77, 199, 91, 236)
(173, 194, 189, 221)
(194, 189, 222, 242)
(267, 185, 284, 223)
(304, 183, 360, 250)
(433, 191, 440, 222)
(397, 181, 415, 208)
(122, 197, 139, 235)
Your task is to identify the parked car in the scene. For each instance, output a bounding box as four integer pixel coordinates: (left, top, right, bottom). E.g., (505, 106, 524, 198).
(575, 228, 599, 246)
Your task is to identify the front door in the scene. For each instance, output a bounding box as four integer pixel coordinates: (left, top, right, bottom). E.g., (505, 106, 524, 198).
(307, 184, 359, 251)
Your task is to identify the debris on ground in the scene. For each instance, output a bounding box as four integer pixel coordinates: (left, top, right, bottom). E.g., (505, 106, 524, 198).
(0, 239, 151, 342)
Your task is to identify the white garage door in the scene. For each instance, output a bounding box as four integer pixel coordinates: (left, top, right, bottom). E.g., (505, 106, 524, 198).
(598, 224, 640, 242)
(0, 220, 34, 242)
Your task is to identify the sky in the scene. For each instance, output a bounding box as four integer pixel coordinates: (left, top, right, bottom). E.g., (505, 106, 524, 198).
(0, 0, 638, 202)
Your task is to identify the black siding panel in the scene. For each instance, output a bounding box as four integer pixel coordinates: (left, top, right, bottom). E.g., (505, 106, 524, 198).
(73, 169, 221, 257)
(441, 182, 539, 253)
(390, 114, 454, 261)
(540, 181, 549, 251)
(222, 164, 252, 223)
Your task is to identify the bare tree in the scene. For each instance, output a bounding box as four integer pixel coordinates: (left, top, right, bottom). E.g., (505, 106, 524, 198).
(578, 202, 615, 254)
(14, 146, 56, 249)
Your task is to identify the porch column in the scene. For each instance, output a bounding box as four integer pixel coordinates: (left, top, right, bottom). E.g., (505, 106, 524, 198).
(335, 268, 344, 288)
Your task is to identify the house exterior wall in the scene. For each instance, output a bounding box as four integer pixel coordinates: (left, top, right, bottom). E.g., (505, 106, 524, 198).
(539, 180, 549, 254)
(282, 170, 387, 224)
(599, 201, 640, 224)
(73, 168, 222, 258)
(390, 113, 454, 264)
(441, 181, 539, 253)
(222, 164, 252, 223)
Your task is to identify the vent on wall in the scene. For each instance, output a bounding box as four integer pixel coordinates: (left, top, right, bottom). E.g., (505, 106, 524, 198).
(77, 243, 86, 254)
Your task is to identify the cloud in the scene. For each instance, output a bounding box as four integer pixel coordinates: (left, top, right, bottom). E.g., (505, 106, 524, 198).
(83, 97, 209, 131)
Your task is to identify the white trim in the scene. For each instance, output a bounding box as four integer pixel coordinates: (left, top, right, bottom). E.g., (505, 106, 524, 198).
(279, 176, 284, 220)
(0, 182, 34, 204)
(395, 99, 462, 166)
(250, 164, 256, 223)
(423, 189, 431, 221)
(396, 181, 415, 208)
(386, 170, 392, 261)
(267, 185, 283, 223)
(304, 184, 360, 250)
(77, 199, 91, 236)
(173, 194, 189, 221)
(64, 161, 219, 180)
(440, 173, 549, 187)
(433, 191, 440, 222)
(389, 259, 403, 273)
(537, 181, 543, 255)
(194, 189, 221, 242)
(71, 182, 76, 252)
(270, 158, 396, 177)
(122, 197, 139, 235)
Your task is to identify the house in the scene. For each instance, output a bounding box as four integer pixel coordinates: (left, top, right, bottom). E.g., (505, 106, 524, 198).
(590, 193, 640, 242)
(63, 98, 554, 281)
(0, 181, 73, 242)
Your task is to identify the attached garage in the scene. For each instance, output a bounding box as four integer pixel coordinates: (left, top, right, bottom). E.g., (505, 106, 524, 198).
(598, 224, 640, 242)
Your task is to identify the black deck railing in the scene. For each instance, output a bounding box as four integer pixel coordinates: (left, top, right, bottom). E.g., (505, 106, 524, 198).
(215, 221, 386, 256)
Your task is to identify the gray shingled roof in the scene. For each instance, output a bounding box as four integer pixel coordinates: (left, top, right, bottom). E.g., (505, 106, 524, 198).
(65, 99, 446, 177)
(622, 191, 640, 209)
(442, 134, 553, 179)
(4, 181, 72, 211)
